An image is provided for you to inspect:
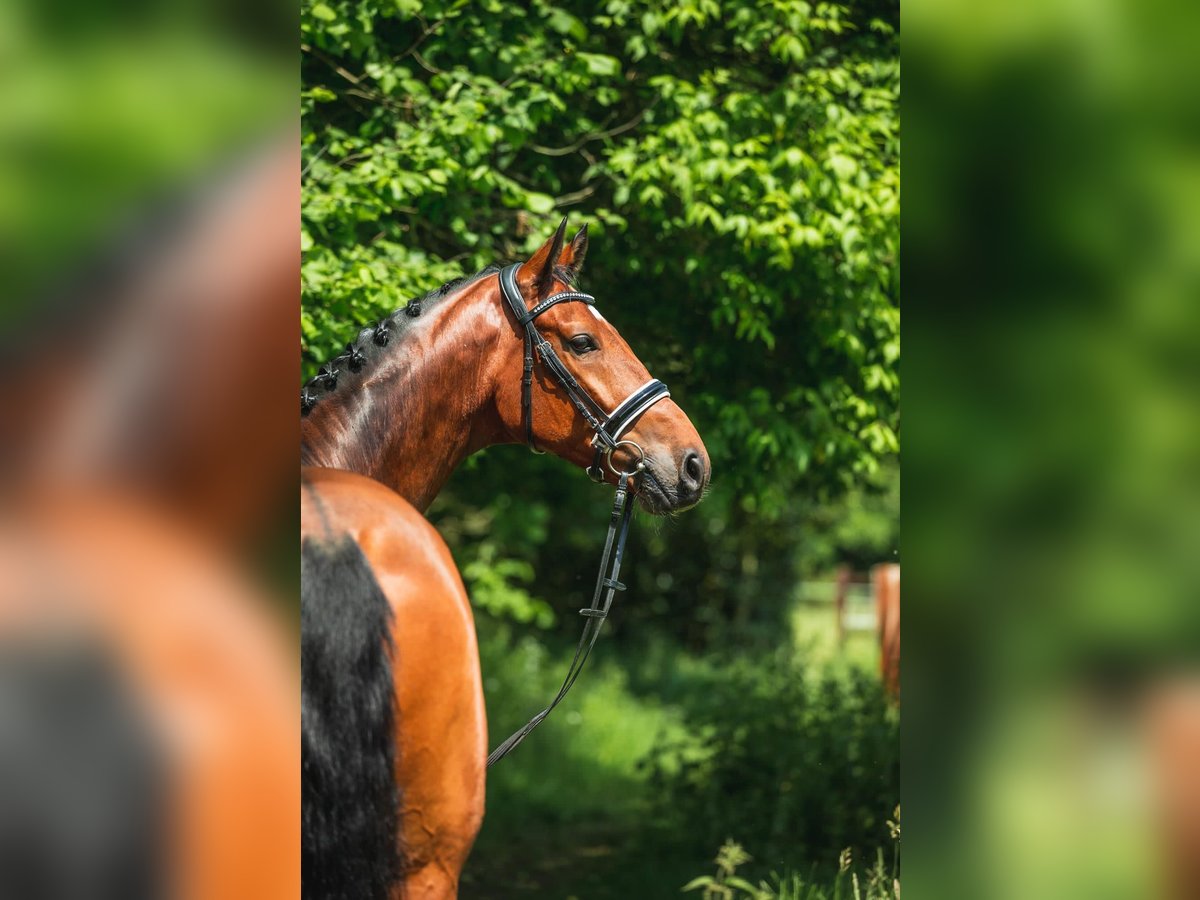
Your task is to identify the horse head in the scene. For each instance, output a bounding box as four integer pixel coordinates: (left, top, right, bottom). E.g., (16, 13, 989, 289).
(493, 219, 710, 513)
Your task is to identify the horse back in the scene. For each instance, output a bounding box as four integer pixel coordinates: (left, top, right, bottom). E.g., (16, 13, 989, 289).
(301, 468, 462, 601)
(300, 467, 486, 899)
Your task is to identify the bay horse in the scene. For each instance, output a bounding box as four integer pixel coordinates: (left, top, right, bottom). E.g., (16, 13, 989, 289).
(300, 219, 710, 899)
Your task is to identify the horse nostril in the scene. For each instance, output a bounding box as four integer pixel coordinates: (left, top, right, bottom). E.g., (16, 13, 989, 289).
(682, 450, 705, 491)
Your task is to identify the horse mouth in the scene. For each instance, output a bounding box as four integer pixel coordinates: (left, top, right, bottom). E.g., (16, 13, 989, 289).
(635, 467, 694, 515)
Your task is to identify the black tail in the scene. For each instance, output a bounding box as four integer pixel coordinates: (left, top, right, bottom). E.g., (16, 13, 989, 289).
(302, 536, 399, 900)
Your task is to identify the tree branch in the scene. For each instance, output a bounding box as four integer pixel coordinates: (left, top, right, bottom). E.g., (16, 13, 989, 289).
(301, 143, 330, 180)
(301, 44, 415, 114)
(410, 47, 446, 76)
(301, 43, 365, 86)
(400, 16, 447, 60)
(554, 184, 598, 208)
(528, 108, 650, 156)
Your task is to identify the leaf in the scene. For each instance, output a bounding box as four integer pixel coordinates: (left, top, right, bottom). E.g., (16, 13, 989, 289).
(577, 53, 621, 76)
(309, 2, 336, 21)
(547, 8, 587, 41)
(725, 876, 761, 893)
(639, 184, 665, 207)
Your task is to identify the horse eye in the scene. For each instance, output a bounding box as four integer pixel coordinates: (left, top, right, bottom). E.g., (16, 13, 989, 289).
(569, 334, 598, 354)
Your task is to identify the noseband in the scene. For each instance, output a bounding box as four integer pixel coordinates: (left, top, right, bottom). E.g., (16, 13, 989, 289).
(499, 264, 670, 481)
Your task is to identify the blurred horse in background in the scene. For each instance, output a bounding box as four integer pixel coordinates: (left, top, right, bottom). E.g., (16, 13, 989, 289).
(875, 564, 900, 702)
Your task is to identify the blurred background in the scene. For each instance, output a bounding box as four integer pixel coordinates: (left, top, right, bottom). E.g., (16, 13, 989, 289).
(905, 0, 1200, 898)
(0, 0, 296, 897)
(302, 0, 900, 897)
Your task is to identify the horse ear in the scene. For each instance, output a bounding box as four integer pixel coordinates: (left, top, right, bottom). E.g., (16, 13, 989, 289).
(522, 217, 568, 298)
(559, 223, 589, 282)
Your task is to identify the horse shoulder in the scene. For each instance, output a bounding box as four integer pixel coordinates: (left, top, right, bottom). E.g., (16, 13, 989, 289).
(300, 467, 469, 621)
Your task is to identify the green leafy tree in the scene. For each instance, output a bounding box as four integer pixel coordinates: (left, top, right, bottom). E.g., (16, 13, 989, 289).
(301, 0, 899, 638)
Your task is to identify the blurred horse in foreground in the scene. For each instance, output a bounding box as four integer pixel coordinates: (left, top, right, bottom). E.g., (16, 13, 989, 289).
(0, 133, 299, 899)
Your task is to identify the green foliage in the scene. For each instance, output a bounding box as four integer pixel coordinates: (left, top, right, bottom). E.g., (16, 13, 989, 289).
(461, 544, 555, 628)
(683, 835, 900, 900)
(301, 0, 899, 503)
(793, 460, 899, 576)
(466, 614, 897, 898)
(2, 2, 288, 312)
(643, 648, 899, 865)
(682, 840, 760, 900)
(476, 625, 690, 827)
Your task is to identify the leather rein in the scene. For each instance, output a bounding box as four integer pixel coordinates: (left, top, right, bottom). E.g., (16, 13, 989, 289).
(487, 264, 670, 767)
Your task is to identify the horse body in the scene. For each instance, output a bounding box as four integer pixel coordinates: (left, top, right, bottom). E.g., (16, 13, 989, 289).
(301, 220, 710, 898)
(302, 468, 484, 900)
(875, 564, 900, 702)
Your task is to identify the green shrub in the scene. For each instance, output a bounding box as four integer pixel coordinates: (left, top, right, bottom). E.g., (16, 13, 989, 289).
(643, 649, 898, 866)
(683, 829, 900, 900)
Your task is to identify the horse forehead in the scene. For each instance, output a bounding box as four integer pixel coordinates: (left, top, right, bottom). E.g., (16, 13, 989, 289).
(586, 305, 608, 325)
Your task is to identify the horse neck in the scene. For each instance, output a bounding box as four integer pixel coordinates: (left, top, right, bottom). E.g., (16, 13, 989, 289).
(301, 281, 511, 511)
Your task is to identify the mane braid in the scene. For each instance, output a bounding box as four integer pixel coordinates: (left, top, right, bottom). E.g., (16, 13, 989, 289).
(300, 264, 502, 416)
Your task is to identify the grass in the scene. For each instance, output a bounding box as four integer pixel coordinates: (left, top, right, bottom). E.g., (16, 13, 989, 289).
(790, 601, 880, 675)
(480, 638, 690, 822)
(463, 630, 709, 898)
(682, 837, 900, 900)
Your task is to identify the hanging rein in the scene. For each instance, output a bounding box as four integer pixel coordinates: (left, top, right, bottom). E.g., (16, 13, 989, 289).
(487, 264, 670, 767)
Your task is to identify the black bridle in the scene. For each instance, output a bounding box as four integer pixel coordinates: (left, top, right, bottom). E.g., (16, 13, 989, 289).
(487, 263, 670, 767)
(499, 264, 670, 482)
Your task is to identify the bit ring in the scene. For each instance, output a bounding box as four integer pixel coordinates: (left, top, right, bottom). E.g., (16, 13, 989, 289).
(607, 439, 646, 479)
